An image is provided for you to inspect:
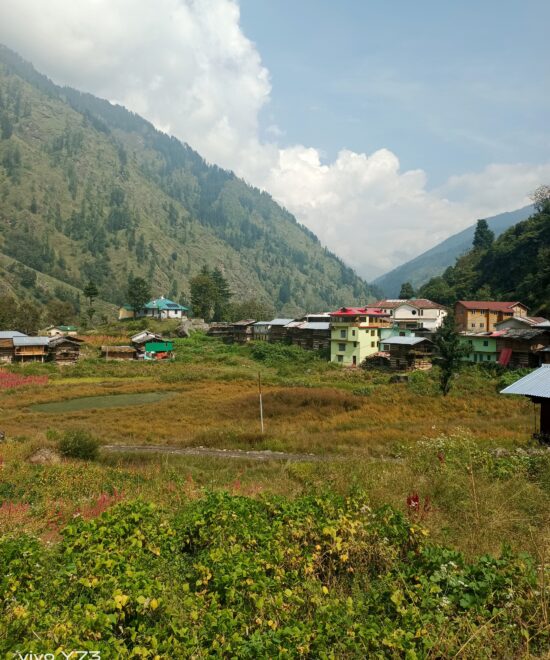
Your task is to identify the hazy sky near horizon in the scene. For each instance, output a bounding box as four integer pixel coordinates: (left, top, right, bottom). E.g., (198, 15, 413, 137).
(0, 0, 548, 278)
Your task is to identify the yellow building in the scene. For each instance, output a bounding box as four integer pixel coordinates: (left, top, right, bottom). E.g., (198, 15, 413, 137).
(330, 307, 392, 366)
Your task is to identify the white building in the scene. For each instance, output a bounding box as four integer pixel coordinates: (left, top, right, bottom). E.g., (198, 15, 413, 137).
(370, 299, 447, 331)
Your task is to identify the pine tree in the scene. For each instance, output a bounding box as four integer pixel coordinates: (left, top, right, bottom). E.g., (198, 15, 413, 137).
(127, 277, 151, 318)
(399, 282, 415, 299)
(432, 313, 468, 396)
(472, 219, 494, 250)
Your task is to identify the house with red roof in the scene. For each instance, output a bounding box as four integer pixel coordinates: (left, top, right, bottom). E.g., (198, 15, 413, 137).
(329, 307, 392, 366)
(455, 301, 528, 333)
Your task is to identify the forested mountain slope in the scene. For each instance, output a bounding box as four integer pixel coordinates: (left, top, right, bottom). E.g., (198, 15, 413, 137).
(419, 203, 550, 314)
(0, 45, 374, 319)
(373, 206, 533, 297)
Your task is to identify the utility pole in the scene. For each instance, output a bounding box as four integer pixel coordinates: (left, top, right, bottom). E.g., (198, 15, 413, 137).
(258, 372, 264, 434)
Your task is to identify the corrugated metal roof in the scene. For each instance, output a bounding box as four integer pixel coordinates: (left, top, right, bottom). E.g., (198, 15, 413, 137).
(0, 331, 27, 339)
(500, 365, 550, 398)
(301, 322, 330, 330)
(13, 336, 50, 346)
(269, 318, 294, 326)
(381, 336, 431, 345)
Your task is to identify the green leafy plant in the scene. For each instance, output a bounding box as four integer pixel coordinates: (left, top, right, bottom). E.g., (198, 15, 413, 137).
(57, 429, 100, 460)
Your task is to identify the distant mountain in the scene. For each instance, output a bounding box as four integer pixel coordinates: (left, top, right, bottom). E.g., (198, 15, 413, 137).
(0, 44, 375, 321)
(418, 203, 550, 315)
(373, 206, 534, 297)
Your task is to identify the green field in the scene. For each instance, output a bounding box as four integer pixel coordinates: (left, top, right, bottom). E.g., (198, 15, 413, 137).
(0, 335, 549, 657)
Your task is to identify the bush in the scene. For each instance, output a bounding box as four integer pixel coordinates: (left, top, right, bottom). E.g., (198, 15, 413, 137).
(57, 429, 100, 460)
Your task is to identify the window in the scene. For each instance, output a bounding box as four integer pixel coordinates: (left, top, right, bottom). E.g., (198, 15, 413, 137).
(340, 330, 346, 338)
(371, 329, 375, 336)
(338, 343, 346, 352)
(371, 341, 375, 347)
(383, 344, 389, 351)
(483, 340, 489, 347)
(337, 355, 343, 363)
(471, 323, 476, 328)
(354, 342, 357, 347)
(419, 309, 424, 316)
(411, 310, 417, 315)
(352, 329, 356, 336)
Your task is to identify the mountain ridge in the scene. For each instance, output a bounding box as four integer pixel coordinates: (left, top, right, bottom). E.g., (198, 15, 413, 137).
(0, 44, 375, 321)
(373, 205, 534, 297)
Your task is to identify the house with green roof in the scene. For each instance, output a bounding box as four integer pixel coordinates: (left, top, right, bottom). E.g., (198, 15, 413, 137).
(118, 296, 189, 321)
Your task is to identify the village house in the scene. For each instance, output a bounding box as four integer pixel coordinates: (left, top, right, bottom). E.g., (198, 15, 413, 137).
(0, 331, 26, 362)
(48, 336, 82, 364)
(131, 330, 163, 349)
(330, 307, 392, 366)
(494, 316, 548, 331)
(455, 301, 528, 333)
(101, 345, 138, 360)
(252, 321, 271, 341)
(12, 336, 50, 363)
(206, 323, 233, 343)
(459, 333, 498, 364)
(232, 319, 257, 344)
(495, 328, 550, 368)
(118, 296, 188, 321)
(267, 318, 294, 343)
(371, 299, 447, 331)
(501, 365, 550, 444)
(288, 320, 331, 351)
(380, 336, 434, 371)
(143, 339, 174, 360)
(45, 325, 78, 337)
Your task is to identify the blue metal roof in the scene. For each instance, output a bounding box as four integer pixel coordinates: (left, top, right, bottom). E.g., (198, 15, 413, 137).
(0, 331, 27, 339)
(500, 365, 550, 399)
(269, 318, 294, 326)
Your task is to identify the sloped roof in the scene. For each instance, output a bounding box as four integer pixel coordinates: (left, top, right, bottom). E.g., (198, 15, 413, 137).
(457, 301, 527, 312)
(268, 318, 294, 326)
(13, 336, 50, 346)
(233, 319, 257, 327)
(500, 365, 550, 398)
(330, 307, 389, 317)
(49, 336, 82, 347)
(301, 322, 330, 330)
(0, 331, 27, 339)
(499, 329, 548, 341)
(101, 345, 136, 352)
(374, 299, 446, 310)
(144, 297, 188, 311)
(495, 316, 547, 327)
(381, 336, 432, 346)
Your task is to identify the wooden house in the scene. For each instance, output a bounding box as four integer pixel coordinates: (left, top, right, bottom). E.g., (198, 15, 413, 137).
(13, 336, 50, 363)
(501, 365, 550, 444)
(0, 331, 26, 363)
(232, 319, 257, 344)
(455, 301, 528, 333)
(207, 323, 233, 343)
(289, 321, 331, 351)
(268, 318, 294, 344)
(253, 321, 271, 341)
(496, 329, 550, 368)
(101, 345, 137, 360)
(379, 336, 433, 371)
(48, 336, 82, 364)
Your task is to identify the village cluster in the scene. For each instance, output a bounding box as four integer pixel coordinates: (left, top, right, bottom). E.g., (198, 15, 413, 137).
(0, 295, 549, 370)
(207, 298, 550, 371)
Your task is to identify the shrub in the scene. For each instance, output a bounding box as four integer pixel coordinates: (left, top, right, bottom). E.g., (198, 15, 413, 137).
(57, 429, 100, 460)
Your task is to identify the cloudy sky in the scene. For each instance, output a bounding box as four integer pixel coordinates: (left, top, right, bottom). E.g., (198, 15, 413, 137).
(0, 0, 549, 279)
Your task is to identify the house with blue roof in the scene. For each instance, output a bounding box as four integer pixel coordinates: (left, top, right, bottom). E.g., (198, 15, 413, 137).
(118, 296, 188, 321)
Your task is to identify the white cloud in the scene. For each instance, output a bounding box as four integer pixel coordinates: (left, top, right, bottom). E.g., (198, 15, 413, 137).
(0, 0, 548, 279)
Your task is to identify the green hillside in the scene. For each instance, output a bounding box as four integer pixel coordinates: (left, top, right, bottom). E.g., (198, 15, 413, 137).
(0, 45, 374, 322)
(419, 202, 550, 314)
(373, 206, 533, 297)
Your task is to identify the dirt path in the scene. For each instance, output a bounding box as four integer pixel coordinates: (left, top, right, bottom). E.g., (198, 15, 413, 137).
(101, 444, 324, 462)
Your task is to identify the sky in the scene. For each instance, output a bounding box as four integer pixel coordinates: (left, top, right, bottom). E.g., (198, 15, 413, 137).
(0, 0, 549, 279)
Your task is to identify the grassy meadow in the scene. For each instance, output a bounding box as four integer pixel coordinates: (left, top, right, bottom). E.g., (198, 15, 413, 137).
(1, 334, 549, 656)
